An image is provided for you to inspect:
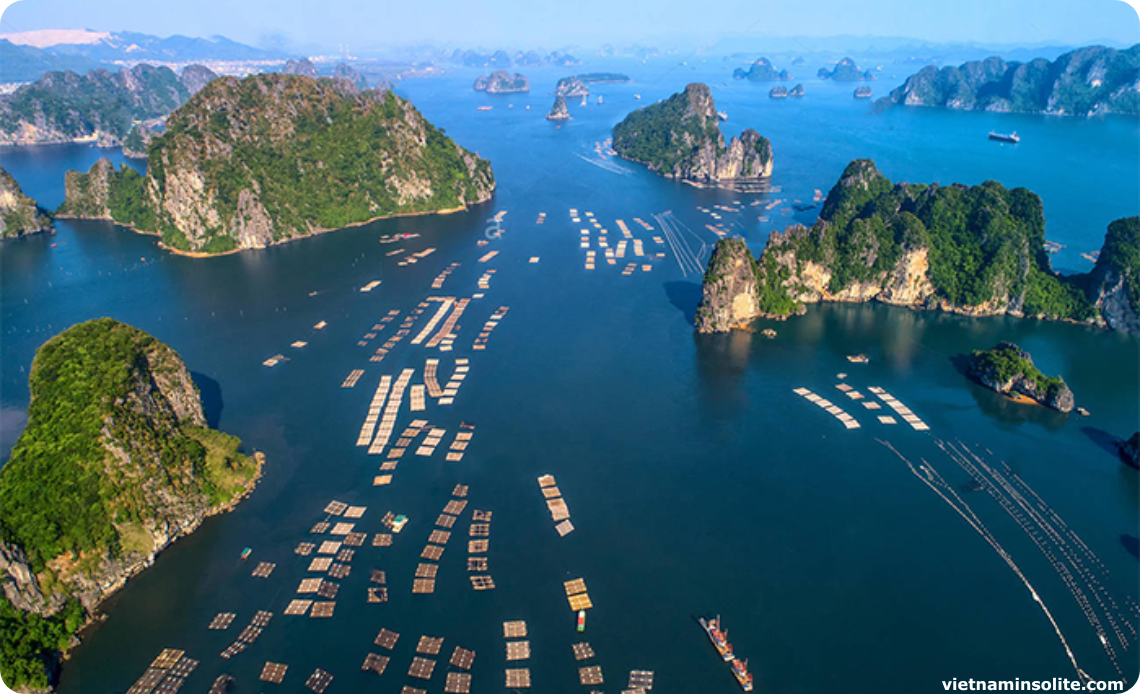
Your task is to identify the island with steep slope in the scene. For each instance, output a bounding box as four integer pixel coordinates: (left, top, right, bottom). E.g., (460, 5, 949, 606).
(473, 70, 530, 93)
(0, 167, 52, 238)
(546, 94, 571, 121)
(555, 76, 590, 97)
(818, 57, 875, 81)
(0, 318, 262, 692)
(733, 57, 793, 81)
(880, 45, 1140, 116)
(695, 159, 1139, 333)
(964, 342, 1075, 412)
(57, 73, 495, 255)
(611, 83, 773, 183)
(0, 64, 216, 147)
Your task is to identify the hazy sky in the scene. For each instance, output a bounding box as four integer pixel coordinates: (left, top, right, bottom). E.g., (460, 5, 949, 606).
(0, 0, 1137, 51)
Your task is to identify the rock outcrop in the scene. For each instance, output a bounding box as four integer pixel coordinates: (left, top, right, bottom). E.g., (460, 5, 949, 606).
(0, 318, 263, 688)
(818, 57, 876, 81)
(789, 83, 805, 97)
(546, 94, 571, 121)
(57, 74, 495, 255)
(880, 45, 1140, 116)
(695, 238, 763, 332)
(281, 58, 319, 78)
(769, 86, 788, 99)
(1120, 433, 1140, 467)
(0, 63, 215, 146)
(733, 57, 793, 81)
(964, 342, 1076, 412)
(695, 159, 1133, 333)
(555, 76, 590, 97)
(854, 86, 873, 99)
(333, 62, 370, 91)
(1086, 217, 1140, 334)
(0, 166, 52, 238)
(473, 70, 530, 93)
(612, 83, 773, 183)
(179, 64, 219, 95)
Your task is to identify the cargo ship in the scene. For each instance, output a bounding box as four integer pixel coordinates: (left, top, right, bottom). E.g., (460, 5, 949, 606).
(698, 615, 735, 661)
(988, 131, 1020, 143)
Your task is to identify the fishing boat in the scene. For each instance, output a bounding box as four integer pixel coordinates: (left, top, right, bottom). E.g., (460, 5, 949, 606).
(597, 95, 603, 105)
(391, 514, 409, 533)
(240, 547, 252, 561)
(476, 105, 493, 111)
(698, 615, 735, 661)
(634, 93, 642, 99)
(988, 131, 1020, 144)
(577, 610, 586, 632)
(731, 658, 755, 692)
(846, 354, 870, 364)
(580, 94, 587, 106)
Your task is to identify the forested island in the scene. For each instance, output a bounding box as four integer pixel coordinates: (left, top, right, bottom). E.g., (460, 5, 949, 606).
(56, 73, 495, 255)
(473, 71, 530, 93)
(612, 83, 773, 183)
(0, 318, 262, 691)
(880, 44, 1140, 116)
(0, 63, 216, 147)
(964, 342, 1075, 412)
(0, 167, 52, 238)
(733, 57, 793, 81)
(818, 57, 876, 81)
(696, 159, 1139, 333)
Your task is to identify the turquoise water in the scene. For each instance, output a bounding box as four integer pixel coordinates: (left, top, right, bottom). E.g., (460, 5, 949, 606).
(0, 59, 1138, 693)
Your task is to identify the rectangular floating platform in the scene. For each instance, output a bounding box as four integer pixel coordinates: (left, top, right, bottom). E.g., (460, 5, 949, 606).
(304, 668, 333, 694)
(503, 620, 528, 638)
(415, 563, 439, 579)
(361, 653, 389, 675)
(308, 557, 332, 572)
(367, 587, 388, 603)
(310, 602, 335, 618)
(436, 514, 457, 528)
(572, 642, 594, 660)
(505, 668, 531, 688)
(444, 671, 472, 693)
(328, 563, 350, 579)
(374, 628, 400, 649)
(472, 510, 492, 521)
(284, 600, 312, 616)
(297, 578, 323, 594)
(579, 665, 604, 686)
(568, 593, 593, 611)
(373, 533, 393, 547)
(467, 557, 489, 571)
(468, 539, 489, 553)
(310, 522, 330, 534)
(629, 670, 655, 689)
(506, 640, 531, 661)
(260, 662, 288, 683)
(317, 541, 341, 554)
(295, 542, 315, 555)
(564, 578, 588, 596)
(370, 569, 387, 584)
(452, 484, 469, 497)
(470, 575, 495, 590)
(417, 636, 444, 655)
(401, 688, 426, 694)
(537, 475, 556, 487)
(547, 499, 570, 521)
(408, 657, 436, 679)
(324, 500, 348, 516)
(317, 582, 339, 599)
(429, 530, 451, 544)
(413, 578, 436, 594)
(555, 519, 575, 536)
(450, 646, 476, 670)
(541, 486, 561, 499)
(344, 532, 366, 547)
(443, 500, 468, 515)
(335, 548, 354, 562)
(469, 523, 490, 537)
(208, 613, 235, 630)
(421, 545, 444, 560)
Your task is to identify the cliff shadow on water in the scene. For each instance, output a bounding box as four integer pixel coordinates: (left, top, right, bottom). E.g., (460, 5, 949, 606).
(1081, 426, 1133, 465)
(664, 281, 702, 326)
(949, 353, 1070, 431)
(190, 372, 224, 429)
(693, 328, 756, 418)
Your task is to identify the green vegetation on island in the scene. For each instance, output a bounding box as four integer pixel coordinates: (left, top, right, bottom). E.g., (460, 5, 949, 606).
(0, 166, 52, 238)
(612, 83, 773, 182)
(0, 318, 262, 690)
(733, 57, 793, 81)
(882, 44, 1140, 116)
(57, 73, 495, 255)
(965, 342, 1075, 412)
(695, 159, 1139, 334)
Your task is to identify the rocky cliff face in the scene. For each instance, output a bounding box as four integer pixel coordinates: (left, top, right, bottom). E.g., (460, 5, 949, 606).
(473, 70, 529, 93)
(546, 94, 571, 121)
(0, 166, 52, 238)
(58, 74, 495, 255)
(57, 158, 116, 219)
(1121, 433, 1140, 467)
(0, 63, 214, 146)
(965, 342, 1076, 412)
(1086, 217, 1140, 334)
(333, 62, 369, 91)
(612, 83, 773, 184)
(0, 318, 262, 619)
(881, 45, 1140, 116)
(281, 58, 319, 78)
(179, 64, 219, 95)
(556, 76, 590, 97)
(695, 238, 763, 332)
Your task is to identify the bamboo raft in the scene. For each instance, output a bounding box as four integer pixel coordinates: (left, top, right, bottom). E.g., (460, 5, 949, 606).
(451, 646, 476, 669)
(417, 635, 445, 655)
(360, 280, 382, 292)
(537, 475, 574, 530)
(341, 369, 364, 388)
(368, 368, 416, 455)
(208, 613, 236, 630)
(445, 672, 473, 693)
(374, 628, 400, 649)
(362, 653, 389, 675)
(304, 668, 333, 693)
(506, 640, 531, 660)
(262, 354, 288, 367)
(629, 670, 655, 689)
(867, 387, 930, 431)
(308, 557, 332, 572)
(478, 250, 499, 263)
(579, 665, 604, 686)
(295, 541, 315, 555)
(503, 620, 527, 638)
(432, 262, 461, 289)
(284, 599, 312, 616)
(572, 642, 594, 660)
(505, 668, 531, 688)
(564, 578, 593, 611)
(260, 662, 288, 684)
(408, 657, 436, 679)
(793, 388, 861, 429)
(412, 299, 454, 345)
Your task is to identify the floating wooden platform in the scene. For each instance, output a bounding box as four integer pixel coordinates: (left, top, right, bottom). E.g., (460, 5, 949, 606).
(572, 642, 595, 660)
(260, 662, 288, 683)
(421, 545, 444, 560)
(318, 540, 341, 554)
(416, 635, 444, 655)
(310, 602, 335, 618)
(324, 501, 348, 515)
(341, 369, 364, 388)
(472, 509, 492, 521)
(555, 519, 575, 536)
(328, 563, 350, 579)
(208, 613, 235, 630)
(373, 533, 393, 547)
(470, 575, 496, 590)
(444, 500, 468, 515)
(361, 653, 389, 675)
(408, 656, 436, 679)
(579, 665, 604, 686)
(468, 539, 489, 553)
(415, 563, 439, 579)
(629, 670, 655, 689)
(505, 668, 531, 688)
(367, 587, 388, 603)
(470, 523, 490, 537)
(284, 599, 311, 616)
(444, 671, 473, 693)
(450, 646, 476, 670)
(436, 513, 457, 528)
(310, 522, 330, 534)
(468, 557, 489, 571)
(506, 640, 531, 660)
(304, 668, 333, 693)
(374, 628, 400, 649)
(308, 557, 332, 572)
(413, 578, 436, 594)
(295, 542, 315, 555)
(317, 582, 339, 599)
(429, 529, 451, 544)
(453, 484, 469, 497)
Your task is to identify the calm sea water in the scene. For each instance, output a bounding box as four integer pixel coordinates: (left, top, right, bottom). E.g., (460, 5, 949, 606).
(1, 58, 1138, 694)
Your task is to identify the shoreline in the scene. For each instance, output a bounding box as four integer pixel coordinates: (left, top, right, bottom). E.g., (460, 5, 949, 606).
(54, 197, 489, 259)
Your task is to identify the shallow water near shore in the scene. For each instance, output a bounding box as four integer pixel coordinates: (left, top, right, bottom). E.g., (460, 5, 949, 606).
(1, 58, 1138, 693)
